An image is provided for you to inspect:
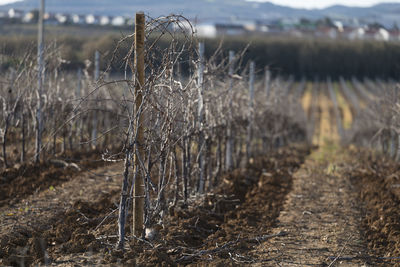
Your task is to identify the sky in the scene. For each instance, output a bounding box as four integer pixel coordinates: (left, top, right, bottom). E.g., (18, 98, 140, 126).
(1, 0, 400, 9)
(250, 0, 400, 9)
(0, 0, 21, 5)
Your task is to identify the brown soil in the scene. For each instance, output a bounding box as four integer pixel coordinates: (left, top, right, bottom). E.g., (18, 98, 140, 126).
(255, 146, 378, 266)
(161, 145, 311, 265)
(0, 162, 123, 266)
(346, 149, 400, 266)
(2, 89, 400, 267)
(0, 149, 111, 207)
(0, 145, 310, 266)
(1, 144, 400, 266)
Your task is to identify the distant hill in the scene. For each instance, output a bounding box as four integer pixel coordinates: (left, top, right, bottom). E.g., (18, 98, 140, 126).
(0, 0, 310, 19)
(1, 0, 400, 26)
(320, 3, 400, 26)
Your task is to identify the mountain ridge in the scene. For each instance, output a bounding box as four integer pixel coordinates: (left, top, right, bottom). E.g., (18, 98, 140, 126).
(1, 0, 399, 26)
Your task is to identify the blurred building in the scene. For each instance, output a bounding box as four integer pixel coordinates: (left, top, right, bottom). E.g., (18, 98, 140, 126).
(196, 24, 217, 38)
(8, 8, 23, 19)
(71, 14, 84, 24)
(111, 16, 125, 27)
(100, 16, 110, 26)
(22, 11, 35, 23)
(85, 14, 99, 25)
(347, 27, 365, 40)
(55, 13, 68, 24)
(2, 7, 400, 42)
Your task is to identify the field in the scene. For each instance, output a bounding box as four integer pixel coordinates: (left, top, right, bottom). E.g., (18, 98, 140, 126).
(1, 17, 400, 266)
(3, 24, 400, 79)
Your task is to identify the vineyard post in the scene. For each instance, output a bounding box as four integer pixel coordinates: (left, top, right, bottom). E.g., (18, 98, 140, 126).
(91, 50, 100, 149)
(76, 68, 82, 99)
(397, 131, 400, 161)
(21, 97, 26, 162)
(133, 12, 145, 238)
(94, 50, 100, 81)
(262, 68, 271, 152)
(116, 86, 133, 248)
(274, 77, 281, 102)
(2, 101, 10, 167)
(395, 87, 400, 160)
(264, 67, 271, 99)
(226, 50, 235, 171)
(285, 76, 294, 96)
(390, 85, 398, 158)
(296, 78, 306, 99)
(3, 70, 15, 167)
(182, 97, 189, 204)
(35, 0, 45, 163)
(390, 130, 397, 159)
(247, 61, 255, 163)
(75, 68, 82, 150)
(173, 147, 180, 206)
(183, 133, 191, 203)
(197, 42, 205, 193)
(309, 81, 317, 145)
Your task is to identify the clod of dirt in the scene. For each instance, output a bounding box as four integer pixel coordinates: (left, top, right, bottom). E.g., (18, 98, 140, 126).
(45, 194, 117, 255)
(145, 224, 163, 241)
(50, 159, 81, 171)
(49, 159, 70, 168)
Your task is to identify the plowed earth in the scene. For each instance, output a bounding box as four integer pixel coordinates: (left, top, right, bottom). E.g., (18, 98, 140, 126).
(0, 145, 311, 266)
(1, 88, 400, 266)
(2, 144, 400, 266)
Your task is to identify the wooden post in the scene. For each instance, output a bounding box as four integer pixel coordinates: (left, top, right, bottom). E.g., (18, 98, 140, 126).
(390, 130, 397, 159)
(226, 50, 235, 171)
(274, 76, 281, 102)
(91, 51, 100, 148)
(20, 101, 26, 163)
(296, 78, 306, 99)
(35, 0, 45, 163)
(284, 75, 294, 96)
(76, 67, 82, 98)
(117, 150, 131, 249)
(133, 12, 145, 238)
(397, 133, 400, 161)
(246, 61, 255, 162)
(184, 135, 191, 203)
(197, 42, 205, 193)
(73, 68, 82, 150)
(94, 50, 100, 81)
(264, 67, 271, 99)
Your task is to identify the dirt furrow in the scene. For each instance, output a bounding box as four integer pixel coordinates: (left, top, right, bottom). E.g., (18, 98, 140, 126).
(0, 151, 111, 207)
(347, 149, 400, 266)
(254, 147, 377, 266)
(0, 146, 312, 266)
(0, 162, 123, 266)
(249, 87, 381, 266)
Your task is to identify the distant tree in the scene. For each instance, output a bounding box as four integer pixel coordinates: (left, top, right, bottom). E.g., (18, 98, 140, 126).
(391, 22, 399, 31)
(299, 18, 311, 26)
(316, 17, 334, 27)
(368, 22, 385, 30)
(299, 18, 315, 30)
